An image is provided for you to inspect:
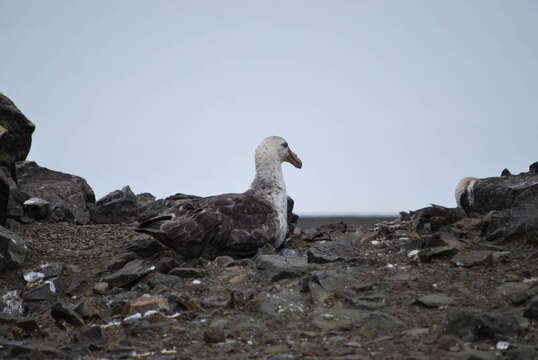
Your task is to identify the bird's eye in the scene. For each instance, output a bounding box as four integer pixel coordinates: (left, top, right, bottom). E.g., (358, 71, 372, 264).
(282, 142, 288, 148)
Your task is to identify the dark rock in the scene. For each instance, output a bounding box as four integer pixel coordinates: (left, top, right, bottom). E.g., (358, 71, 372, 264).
(22, 278, 58, 301)
(204, 328, 226, 343)
(409, 205, 465, 233)
(0, 93, 35, 165)
(14, 161, 95, 224)
(77, 326, 104, 344)
(136, 192, 156, 207)
(103, 291, 141, 316)
(417, 246, 458, 262)
(155, 257, 181, 274)
(523, 295, 538, 319)
(255, 254, 308, 282)
(103, 259, 155, 288)
(530, 161, 538, 174)
(451, 251, 493, 268)
(445, 310, 522, 341)
(505, 344, 538, 360)
(0, 225, 27, 271)
(303, 270, 374, 306)
(168, 267, 207, 278)
(15, 318, 42, 337)
(307, 239, 360, 264)
(50, 302, 85, 329)
(414, 294, 455, 308)
(287, 196, 299, 235)
(74, 298, 101, 320)
(0, 168, 9, 225)
(126, 234, 164, 257)
(0, 337, 66, 358)
(145, 273, 183, 291)
(106, 252, 137, 272)
(91, 186, 138, 224)
(502, 168, 512, 177)
(22, 197, 51, 220)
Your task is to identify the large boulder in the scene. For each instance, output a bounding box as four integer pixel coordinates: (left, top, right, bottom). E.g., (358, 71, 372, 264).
(91, 186, 138, 224)
(0, 225, 27, 271)
(12, 161, 95, 224)
(466, 164, 538, 244)
(0, 93, 35, 165)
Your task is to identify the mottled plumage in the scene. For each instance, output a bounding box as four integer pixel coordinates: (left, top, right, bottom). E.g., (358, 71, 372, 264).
(137, 136, 302, 259)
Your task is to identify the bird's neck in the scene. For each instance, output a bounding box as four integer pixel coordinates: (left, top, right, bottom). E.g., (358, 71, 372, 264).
(250, 159, 286, 200)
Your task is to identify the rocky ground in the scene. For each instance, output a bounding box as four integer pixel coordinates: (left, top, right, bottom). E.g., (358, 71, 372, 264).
(2, 92, 538, 359)
(1, 212, 538, 360)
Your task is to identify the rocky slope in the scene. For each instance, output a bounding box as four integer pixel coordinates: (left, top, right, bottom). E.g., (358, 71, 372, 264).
(1, 93, 538, 359)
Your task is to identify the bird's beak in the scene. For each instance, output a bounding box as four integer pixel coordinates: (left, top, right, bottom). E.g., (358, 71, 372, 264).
(286, 148, 302, 169)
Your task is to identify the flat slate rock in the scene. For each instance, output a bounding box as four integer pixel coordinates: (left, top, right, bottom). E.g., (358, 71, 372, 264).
(255, 254, 308, 282)
(307, 239, 360, 264)
(418, 246, 458, 262)
(415, 294, 455, 308)
(451, 250, 493, 268)
(103, 259, 155, 288)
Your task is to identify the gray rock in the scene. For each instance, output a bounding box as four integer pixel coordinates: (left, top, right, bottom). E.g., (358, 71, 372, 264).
(307, 239, 360, 264)
(303, 270, 374, 306)
(523, 295, 538, 319)
(91, 185, 138, 224)
(0, 168, 9, 225)
(93, 282, 109, 294)
(257, 288, 306, 321)
(505, 344, 538, 360)
(126, 233, 164, 257)
(23, 197, 51, 220)
(0, 225, 27, 271)
(145, 273, 183, 291)
(415, 294, 455, 308)
(136, 192, 156, 207)
(103, 259, 155, 288)
(445, 310, 522, 341)
(0, 93, 35, 165)
(451, 251, 493, 268)
(50, 302, 85, 329)
(14, 161, 95, 224)
(168, 267, 207, 278)
(418, 246, 458, 262)
(255, 254, 308, 282)
(312, 308, 402, 333)
(22, 278, 58, 301)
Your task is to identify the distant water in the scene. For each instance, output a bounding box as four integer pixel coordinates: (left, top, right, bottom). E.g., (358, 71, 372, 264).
(297, 215, 396, 230)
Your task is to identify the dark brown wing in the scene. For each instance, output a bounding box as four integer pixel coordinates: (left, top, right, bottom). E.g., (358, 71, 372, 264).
(136, 191, 277, 259)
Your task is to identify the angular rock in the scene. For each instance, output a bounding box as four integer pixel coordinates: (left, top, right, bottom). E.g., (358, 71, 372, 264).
(255, 255, 308, 282)
(451, 251, 493, 268)
(204, 328, 226, 343)
(50, 302, 85, 329)
(414, 294, 455, 308)
(135, 192, 156, 207)
(257, 288, 306, 321)
(168, 267, 207, 278)
(14, 161, 95, 224)
(0, 225, 27, 270)
(523, 295, 538, 320)
(127, 295, 170, 315)
(312, 308, 402, 333)
(303, 270, 374, 306)
(22, 278, 58, 301)
(445, 310, 522, 341)
(93, 282, 109, 295)
(418, 246, 458, 262)
(307, 239, 360, 264)
(103, 259, 155, 288)
(0, 169, 9, 225)
(126, 233, 164, 257)
(77, 326, 104, 344)
(22, 197, 51, 220)
(91, 185, 138, 224)
(0, 93, 35, 165)
(145, 273, 183, 292)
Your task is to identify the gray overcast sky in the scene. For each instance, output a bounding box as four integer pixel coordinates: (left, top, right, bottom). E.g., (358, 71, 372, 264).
(1, 1, 537, 215)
